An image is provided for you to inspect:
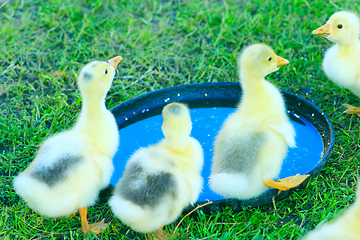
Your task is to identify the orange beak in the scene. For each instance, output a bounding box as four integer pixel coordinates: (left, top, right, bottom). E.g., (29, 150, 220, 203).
(107, 56, 123, 69)
(312, 23, 330, 37)
(276, 55, 289, 68)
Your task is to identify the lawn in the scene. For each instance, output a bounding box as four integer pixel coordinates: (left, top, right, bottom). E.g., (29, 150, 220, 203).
(1, 0, 360, 239)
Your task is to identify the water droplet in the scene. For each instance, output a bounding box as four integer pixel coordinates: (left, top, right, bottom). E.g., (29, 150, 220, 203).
(125, 117, 128, 121)
(205, 93, 208, 97)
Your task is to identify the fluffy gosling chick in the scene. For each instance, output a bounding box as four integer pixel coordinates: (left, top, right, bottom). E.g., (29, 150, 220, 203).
(13, 56, 122, 234)
(312, 11, 360, 116)
(209, 44, 309, 200)
(109, 102, 204, 239)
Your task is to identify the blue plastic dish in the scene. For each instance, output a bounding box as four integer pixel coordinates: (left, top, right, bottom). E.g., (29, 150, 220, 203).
(110, 82, 335, 213)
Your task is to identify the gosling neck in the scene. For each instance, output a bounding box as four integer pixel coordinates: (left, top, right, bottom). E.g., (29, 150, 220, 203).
(80, 92, 108, 118)
(166, 134, 189, 152)
(73, 92, 109, 138)
(81, 91, 106, 112)
(336, 38, 359, 55)
(240, 70, 267, 95)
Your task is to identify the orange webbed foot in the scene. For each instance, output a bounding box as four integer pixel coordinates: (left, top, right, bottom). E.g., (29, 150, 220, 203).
(343, 103, 360, 117)
(263, 174, 310, 193)
(87, 219, 109, 234)
(79, 207, 109, 234)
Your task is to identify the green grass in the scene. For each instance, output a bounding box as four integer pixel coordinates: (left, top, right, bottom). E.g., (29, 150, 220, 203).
(1, 0, 360, 239)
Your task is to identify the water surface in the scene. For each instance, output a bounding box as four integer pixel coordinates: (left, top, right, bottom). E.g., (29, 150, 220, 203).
(111, 107, 323, 201)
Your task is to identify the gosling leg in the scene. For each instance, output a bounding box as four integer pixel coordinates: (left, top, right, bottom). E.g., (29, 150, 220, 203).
(79, 207, 109, 234)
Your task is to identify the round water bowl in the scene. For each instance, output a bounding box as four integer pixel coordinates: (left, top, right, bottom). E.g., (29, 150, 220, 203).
(110, 82, 334, 214)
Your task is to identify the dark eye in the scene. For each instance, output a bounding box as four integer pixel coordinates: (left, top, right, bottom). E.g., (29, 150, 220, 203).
(105, 69, 108, 74)
(337, 24, 343, 29)
(268, 57, 272, 61)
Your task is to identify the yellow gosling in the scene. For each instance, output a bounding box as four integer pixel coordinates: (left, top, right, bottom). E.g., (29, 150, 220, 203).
(109, 102, 204, 239)
(13, 56, 122, 234)
(209, 44, 309, 199)
(312, 11, 360, 116)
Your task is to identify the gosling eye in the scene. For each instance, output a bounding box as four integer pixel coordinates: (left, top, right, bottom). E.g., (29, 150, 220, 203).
(268, 57, 272, 61)
(337, 24, 343, 29)
(105, 69, 108, 75)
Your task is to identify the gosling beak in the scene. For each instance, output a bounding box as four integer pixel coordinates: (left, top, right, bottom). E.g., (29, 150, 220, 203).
(312, 23, 330, 37)
(276, 55, 289, 68)
(107, 56, 123, 69)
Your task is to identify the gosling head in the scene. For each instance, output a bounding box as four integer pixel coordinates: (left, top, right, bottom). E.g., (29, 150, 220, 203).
(312, 11, 360, 45)
(238, 44, 289, 80)
(77, 56, 122, 99)
(161, 102, 192, 148)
